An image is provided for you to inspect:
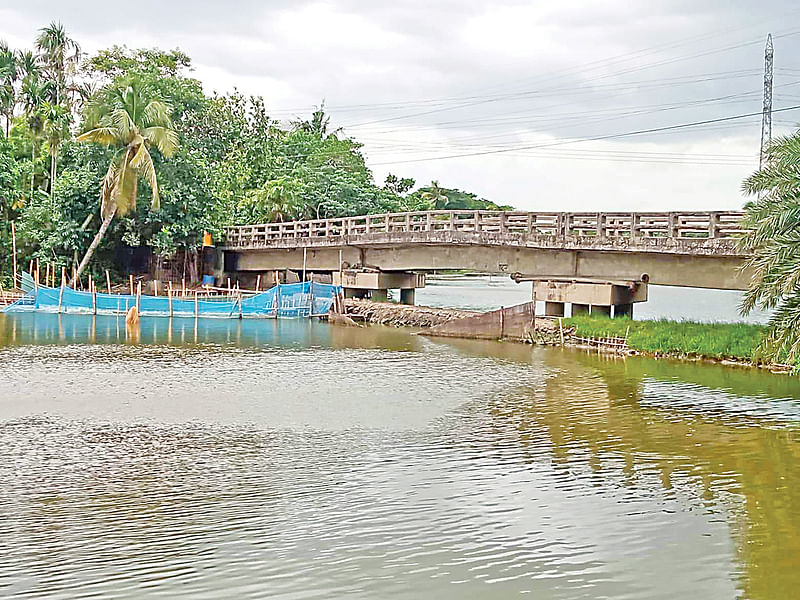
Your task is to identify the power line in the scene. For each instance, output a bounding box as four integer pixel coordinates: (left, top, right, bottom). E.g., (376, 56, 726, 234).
(369, 105, 800, 166)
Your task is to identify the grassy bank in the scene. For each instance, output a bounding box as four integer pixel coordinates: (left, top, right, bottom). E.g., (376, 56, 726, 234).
(564, 315, 767, 362)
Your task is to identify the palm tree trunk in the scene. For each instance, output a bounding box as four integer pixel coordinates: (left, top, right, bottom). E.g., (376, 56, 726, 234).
(72, 206, 116, 286)
(30, 141, 36, 197)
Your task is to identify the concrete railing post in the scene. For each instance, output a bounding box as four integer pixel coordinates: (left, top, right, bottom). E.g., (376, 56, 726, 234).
(426, 212, 432, 231)
(630, 212, 639, 240)
(596, 212, 604, 238)
(708, 212, 720, 238)
(499, 212, 507, 234)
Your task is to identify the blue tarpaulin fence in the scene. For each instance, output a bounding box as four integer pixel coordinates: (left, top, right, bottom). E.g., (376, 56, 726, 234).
(2, 281, 341, 318)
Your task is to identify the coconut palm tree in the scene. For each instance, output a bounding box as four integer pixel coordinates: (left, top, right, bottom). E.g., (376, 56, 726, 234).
(740, 131, 800, 363)
(72, 80, 179, 283)
(421, 180, 449, 209)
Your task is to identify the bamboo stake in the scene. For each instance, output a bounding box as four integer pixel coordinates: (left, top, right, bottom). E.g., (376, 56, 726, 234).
(58, 268, 65, 313)
(182, 278, 186, 298)
(10, 221, 17, 288)
(106, 270, 111, 294)
(194, 290, 198, 318)
(136, 281, 141, 314)
(227, 277, 231, 293)
(302, 247, 307, 283)
(255, 274, 261, 293)
(154, 279, 159, 296)
(73, 266, 78, 290)
(129, 274, 134, 295)
(91, 279, 97, 315)
(168, 282, 173, 318)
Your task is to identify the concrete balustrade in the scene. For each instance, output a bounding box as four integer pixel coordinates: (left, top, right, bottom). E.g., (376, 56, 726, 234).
(224, 210, 747, 251)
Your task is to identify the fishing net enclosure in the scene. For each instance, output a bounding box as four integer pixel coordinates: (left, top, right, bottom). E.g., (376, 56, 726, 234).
(2, 281, 341, 318)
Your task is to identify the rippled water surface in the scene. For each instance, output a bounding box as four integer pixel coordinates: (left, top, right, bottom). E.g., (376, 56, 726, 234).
(1, 312, 799, 599)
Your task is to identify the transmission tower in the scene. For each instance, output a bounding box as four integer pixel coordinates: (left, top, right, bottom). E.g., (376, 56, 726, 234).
(760, 33, 774, 169)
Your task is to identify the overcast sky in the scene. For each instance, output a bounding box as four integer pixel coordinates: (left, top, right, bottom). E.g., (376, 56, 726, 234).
(2, 1, 800, 210)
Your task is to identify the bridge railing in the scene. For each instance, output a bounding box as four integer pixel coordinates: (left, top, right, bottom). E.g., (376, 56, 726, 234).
(224, 210, 746, 248)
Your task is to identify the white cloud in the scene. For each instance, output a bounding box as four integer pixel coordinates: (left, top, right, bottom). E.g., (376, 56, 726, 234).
(2, 0, 797, 210)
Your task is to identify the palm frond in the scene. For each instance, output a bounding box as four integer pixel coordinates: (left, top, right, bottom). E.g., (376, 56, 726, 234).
(76, 127, 118, 145)
(142, 126, 179, 157)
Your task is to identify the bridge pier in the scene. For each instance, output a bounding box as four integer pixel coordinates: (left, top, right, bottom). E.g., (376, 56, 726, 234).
(333, 271, 424, 305)
(530, 278, 647, 320)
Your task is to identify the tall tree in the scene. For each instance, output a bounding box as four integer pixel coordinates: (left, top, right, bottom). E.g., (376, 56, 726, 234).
(740, 131, 800, 364)
(0, 42, 18, 137)
(21, 76, 53, 195)
(72, 79, 178, 282)
(35, 22, 80, 195)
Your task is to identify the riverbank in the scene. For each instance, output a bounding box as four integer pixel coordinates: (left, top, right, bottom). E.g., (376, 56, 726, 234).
(341, 299, 793, 373)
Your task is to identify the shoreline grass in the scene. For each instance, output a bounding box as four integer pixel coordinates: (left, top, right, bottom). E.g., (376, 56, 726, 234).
(564, 315, 767, 362)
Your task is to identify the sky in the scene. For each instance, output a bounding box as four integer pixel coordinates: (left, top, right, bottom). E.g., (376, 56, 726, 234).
(2, 0, 800, 211)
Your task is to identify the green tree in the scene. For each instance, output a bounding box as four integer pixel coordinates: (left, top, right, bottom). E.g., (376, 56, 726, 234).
(740, 131, 800, 364)
(0, 41, 18, 137)
(72, 79, 178, 282)
(34, 22, 81, 106)
(34, 22, 81, 195)
(420, 180, 449, 209)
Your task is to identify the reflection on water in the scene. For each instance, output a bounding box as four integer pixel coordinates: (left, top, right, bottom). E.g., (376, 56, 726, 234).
(1, 313, 798, 599)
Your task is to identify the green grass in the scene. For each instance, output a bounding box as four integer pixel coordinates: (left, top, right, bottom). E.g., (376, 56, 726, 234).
(564, 314, 767, 361)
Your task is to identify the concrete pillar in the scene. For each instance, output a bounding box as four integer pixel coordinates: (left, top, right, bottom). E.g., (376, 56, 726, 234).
(400, 288, 416, 305)
(572, 303, 590, 316)
(344, 288, 357, 299)
(371, 289, 388, 302)
(591, 305, 611, 317)
(544, 301, 565, 317)
(614, 303, 633, 318)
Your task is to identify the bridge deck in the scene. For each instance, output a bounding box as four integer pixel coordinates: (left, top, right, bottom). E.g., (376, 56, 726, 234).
(224, 210, 747, 256)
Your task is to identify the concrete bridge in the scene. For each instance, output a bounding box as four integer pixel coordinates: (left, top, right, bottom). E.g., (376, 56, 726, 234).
(222, 210, 751, 296)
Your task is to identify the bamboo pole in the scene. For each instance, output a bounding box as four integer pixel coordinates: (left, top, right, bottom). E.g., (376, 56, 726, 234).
(194, 290, 198, 318)
(129, 274, 134, 296)
(182, 278, 186, 298)
(136, 281, 141, 314)
(58, 268, 65, 313)
(73, 266, 78, 290)
(10, 221, 17, 288)
(255, 274, 261, 293)
(91, 279, 97, 315)
(106, 270, 111, 294)
(302, 247, 307, 283)
(168, 282, 173, 318)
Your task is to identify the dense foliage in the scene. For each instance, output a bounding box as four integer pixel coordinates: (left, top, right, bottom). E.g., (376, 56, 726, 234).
(1, 25, 506, 285)
(740, 131, 800, 365)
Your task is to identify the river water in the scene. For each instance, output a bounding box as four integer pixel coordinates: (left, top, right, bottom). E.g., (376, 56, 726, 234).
(1, 311, 798, 599)
(417, 276, 772, 323)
